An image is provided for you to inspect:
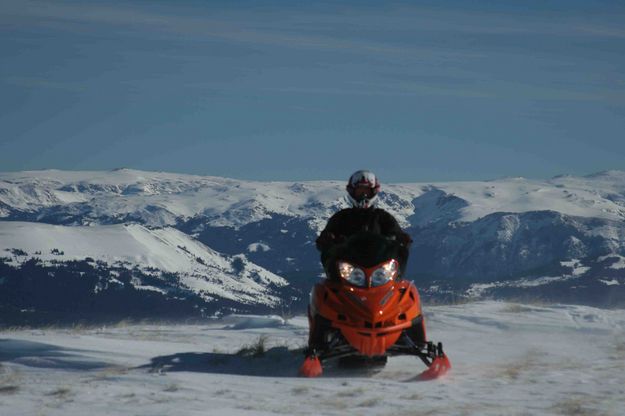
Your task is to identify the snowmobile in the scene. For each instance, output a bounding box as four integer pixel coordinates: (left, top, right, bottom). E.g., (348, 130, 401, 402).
(299, 231, 450, 379)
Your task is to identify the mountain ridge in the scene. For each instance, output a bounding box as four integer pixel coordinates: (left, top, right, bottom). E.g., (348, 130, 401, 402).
(1, 169, 624, 322)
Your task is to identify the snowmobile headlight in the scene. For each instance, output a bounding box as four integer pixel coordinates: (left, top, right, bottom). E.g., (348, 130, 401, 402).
(370, 259, 399, 287)
(338, 261, 366, 287)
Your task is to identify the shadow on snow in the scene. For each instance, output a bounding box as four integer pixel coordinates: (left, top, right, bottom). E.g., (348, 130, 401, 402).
(140, 347, 387, 378)
(0, 339, 111, 370)
(140, 346, 302, 377)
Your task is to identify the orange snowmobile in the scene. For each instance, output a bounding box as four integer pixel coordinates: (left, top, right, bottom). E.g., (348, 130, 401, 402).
(299, 231, 450, 379)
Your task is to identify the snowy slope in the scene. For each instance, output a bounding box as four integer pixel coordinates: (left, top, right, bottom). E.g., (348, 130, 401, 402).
(0, 222, 287, 306)
(0, 169, 346, 230)
(3, 168, 625, 228)
(0, 301, 623, 416)
(402, 171, 625, 226)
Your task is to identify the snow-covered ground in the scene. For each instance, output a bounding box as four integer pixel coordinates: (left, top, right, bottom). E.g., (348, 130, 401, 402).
(1, 301, 623, 416)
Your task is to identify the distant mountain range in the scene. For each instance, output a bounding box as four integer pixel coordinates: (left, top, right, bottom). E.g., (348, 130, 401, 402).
(1, 169, 624, 324)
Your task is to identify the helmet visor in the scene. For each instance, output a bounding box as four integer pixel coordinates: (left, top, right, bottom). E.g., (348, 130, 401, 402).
(353, 185, 374, 200)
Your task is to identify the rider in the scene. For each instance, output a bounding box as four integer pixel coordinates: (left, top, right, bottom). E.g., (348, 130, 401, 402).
(316, 170, 412, 276)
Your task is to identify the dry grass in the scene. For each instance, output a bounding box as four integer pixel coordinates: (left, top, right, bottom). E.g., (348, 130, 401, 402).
(499, 360, 532, 380)
(91, 366, 129, 380)
(46, 386, 72, 399)
(163, 383, 179, 392)
(336, 387, 365, 397)
(554, 359, 584, 371)
(500, 303, 534, 314)
(501, 363, 524, 380)
(399, 392, 422, 401)
(0, 317, 194, 333)
(500, 297, 552, 308)
(394, 408, 442, 416)
(0, 385, 19, 395)
(290, 386, 309, 395)
(236, 405, 256, 411)
(0, 365, 21, 395)
(236, 335, 268, 358)
(613, 339, 625, 359)
(357, 397, 380, 407)
(494, 349, 542, 381)
(278, 305, 295, 325)
(0, 322, 101, 333)
(319, 399, 348, 410)
(551, 398, 605, 416)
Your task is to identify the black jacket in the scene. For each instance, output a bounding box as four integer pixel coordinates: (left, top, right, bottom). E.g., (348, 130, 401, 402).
(316, 207, 412, 274)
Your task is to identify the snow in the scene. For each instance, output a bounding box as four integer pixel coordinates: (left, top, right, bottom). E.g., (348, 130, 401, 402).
(1, 301, 623, 415)
(3, 169, 625, 229)
(392, 173, 625, 225)
(0, 169, 347, 229)
(0, 221, 287, 306)
(598, 254, 625, 270)
(247, 243, 270, 253)
(560, 259, 591, 276)
(466, 259, 594, 297)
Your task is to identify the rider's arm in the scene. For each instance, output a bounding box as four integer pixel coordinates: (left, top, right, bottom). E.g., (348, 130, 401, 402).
(379, 210, 412, 247)
(315, 211, 345, 252)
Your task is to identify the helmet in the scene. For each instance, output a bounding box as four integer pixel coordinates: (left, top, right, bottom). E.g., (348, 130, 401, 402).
(346, 170, 380, 208)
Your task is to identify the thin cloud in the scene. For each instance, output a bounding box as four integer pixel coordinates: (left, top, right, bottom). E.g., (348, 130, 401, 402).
(577, 25, 625, 39)
(0, 1, 516, 59)
(259, 75, 623, 102)
(5, 1, 624, 44)
(3, 76, 86, 92)
(2, 1, 623, 104)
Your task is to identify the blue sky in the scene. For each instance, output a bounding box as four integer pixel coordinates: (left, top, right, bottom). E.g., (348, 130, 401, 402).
(1, 0, 624, 182)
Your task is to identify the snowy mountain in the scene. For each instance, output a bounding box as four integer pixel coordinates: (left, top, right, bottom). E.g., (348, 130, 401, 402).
(1, 169, 625, 323)
(0, 169, 345, 230)
(0, 221, 289, 325)
(0, 222, 286, 304)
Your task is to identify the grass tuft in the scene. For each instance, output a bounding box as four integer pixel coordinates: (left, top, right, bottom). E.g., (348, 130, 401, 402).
(614, 339, 625, 357)
(500, 303, 533, 313)
(163, 383, 179, 392)
(336, 387, 365, 397)
(399, 392, 422, 401)
(0, 385, 19, 395)
(357, 397, 380, 407)
(551, 398, 603, 416)
(495, 349, 541, 381)
(236, 335, 268, 358)
(46, 386, 72, 398)
(0, 365, 22, 395)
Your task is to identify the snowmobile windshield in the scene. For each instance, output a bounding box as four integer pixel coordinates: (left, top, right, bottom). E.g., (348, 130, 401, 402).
(330, 231, 401, 271)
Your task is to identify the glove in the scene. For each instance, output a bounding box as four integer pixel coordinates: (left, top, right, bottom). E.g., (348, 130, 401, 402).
(315, 231, 336, 251)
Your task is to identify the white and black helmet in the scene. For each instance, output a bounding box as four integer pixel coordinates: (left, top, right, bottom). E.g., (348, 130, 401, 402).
(346, 170, 380, 208)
